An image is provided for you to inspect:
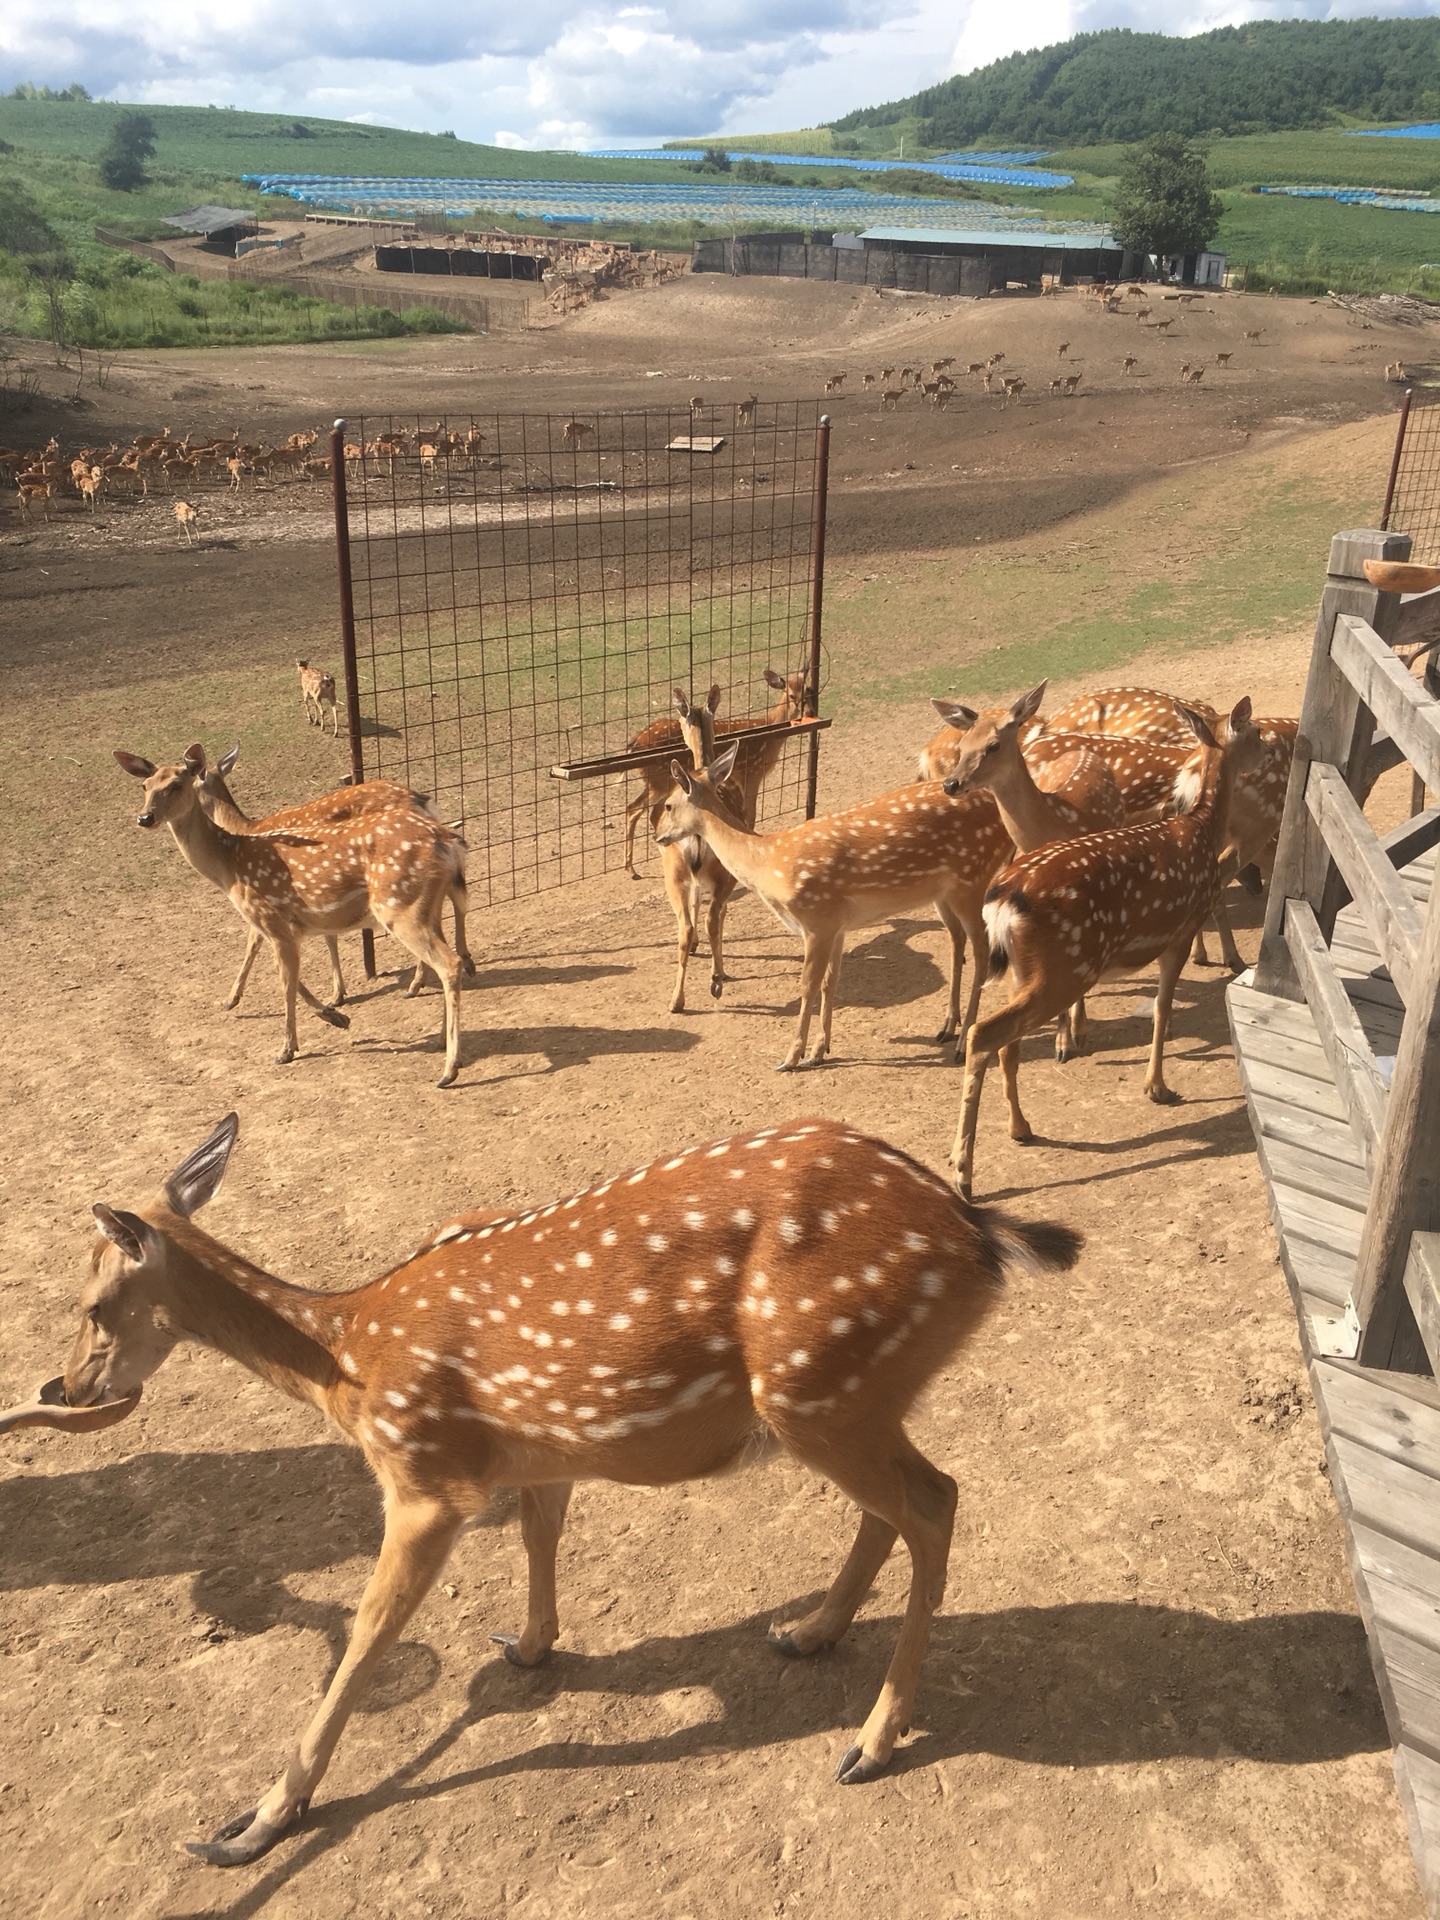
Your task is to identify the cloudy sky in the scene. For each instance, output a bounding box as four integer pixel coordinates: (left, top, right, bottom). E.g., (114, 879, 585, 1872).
(3, 0, 1439, 149)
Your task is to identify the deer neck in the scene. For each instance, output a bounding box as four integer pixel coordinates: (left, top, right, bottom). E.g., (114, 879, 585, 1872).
(978, 748, 1060, 855)
(166, 794, 246, 893)
(688, 796, 770, 886)
(202, 780, 253, 835)
(151, 1215, 347, 1411)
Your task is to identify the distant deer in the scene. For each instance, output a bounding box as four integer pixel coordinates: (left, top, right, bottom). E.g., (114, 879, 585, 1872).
(1215, 351, 1232, 367)
(561, 420, 594, 448)
(950, 700, 1263, 1197)
(174, 500, 199, 546)
(8, 1111, 1079, 1863)
(737, 394, 758, 425)
(1062, 373, 1082, 395)
(297, 660, 338, 735)
(824, 373, 847, 395)
(1057, 342, 1070, 359)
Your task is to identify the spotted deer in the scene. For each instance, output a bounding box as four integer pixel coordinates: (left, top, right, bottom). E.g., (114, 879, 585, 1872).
(657, 745, 1012, 1068)
(113, 745, 467, 1084)
(5, 1112, 1080, 1862)
(936, 682, 1126, 1059)
(950, 699, 1263, 1197)
(661, 693, 747, 1012)
(296, 660, 338, 735)
(174, 500, 199, 546)
(195, 744, 476, 1009)
(1041, 685, 1219, 745)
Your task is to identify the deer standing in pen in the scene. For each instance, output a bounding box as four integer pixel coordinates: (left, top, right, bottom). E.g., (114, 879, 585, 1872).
(1041, 685, 1218, 744)
(660, 692, 749, 1012)
(657, 745, 1012, 1069)
(950, 699, 1263, 1198)
(3, 1111, 1080, 1863)
(296, 660, 338, 735)
(936, 682, 1126, 1060)
(195, 744, 476, 1010)
(622, 668, 810, 878)
(113, 745, 467, 1085)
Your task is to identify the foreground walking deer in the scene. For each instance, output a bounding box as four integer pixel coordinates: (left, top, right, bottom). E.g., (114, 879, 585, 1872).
(662, 692, 746, 1012)
(114, 745, 466, 1084)
(658, 745, 1011, 1068)
(2, 1113, 1081, 1862)
(950, 698, 1262, 1197)
(196, 745, 475, 1008)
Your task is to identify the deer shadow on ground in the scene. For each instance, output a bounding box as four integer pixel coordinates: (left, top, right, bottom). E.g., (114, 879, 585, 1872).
(348, 1019, 700, 1083)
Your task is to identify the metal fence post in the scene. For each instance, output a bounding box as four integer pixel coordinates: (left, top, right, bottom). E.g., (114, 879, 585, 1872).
(804, 413, 831, 820)
(329, 417, 376, 978)
(1382, 387, 1414, 531)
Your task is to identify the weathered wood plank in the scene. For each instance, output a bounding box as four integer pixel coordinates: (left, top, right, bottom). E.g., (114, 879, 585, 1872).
(1375, 1620, 1440, 1765)
(1259, 1130, 1372, 1210)
(1290, 1232, 1360, 1305)
(1405, 1235, 1440, 1385)
(1318, 1362, 1440, 1483)
(1284, 898, 1388, 1157)
(1306, 759, 1424, 1001)
(1240, 1051, 1348, 1122)
(1333, 613, 1440, 794)
(1383, 808, 1440, 875)
(1331, 1431, 1440, 1559)
(1251, 1090, 1363, 1167)
(1392, 1745, 1440, 1918)
(1272, 1179, 1366, 1258)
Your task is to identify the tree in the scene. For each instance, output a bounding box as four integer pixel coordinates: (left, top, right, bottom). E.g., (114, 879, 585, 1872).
(1109, 133, 1222, 260)
(691, 146, 732, 174)
(98, 111, 157, 191)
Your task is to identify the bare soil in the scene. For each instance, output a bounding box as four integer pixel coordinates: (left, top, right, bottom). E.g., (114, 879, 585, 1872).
(0, 276, 1434, 1920)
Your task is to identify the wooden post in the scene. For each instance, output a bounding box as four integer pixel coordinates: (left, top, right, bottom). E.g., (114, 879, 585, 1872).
(1254, 529, 1410, 1000)
(1355, 864, 1440, 1371)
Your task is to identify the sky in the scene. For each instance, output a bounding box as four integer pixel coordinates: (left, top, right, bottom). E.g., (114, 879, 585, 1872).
(4, 1, 1440, 150)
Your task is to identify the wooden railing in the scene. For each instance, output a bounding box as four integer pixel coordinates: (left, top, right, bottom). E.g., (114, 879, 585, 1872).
(1255, 529, 1440, 1370)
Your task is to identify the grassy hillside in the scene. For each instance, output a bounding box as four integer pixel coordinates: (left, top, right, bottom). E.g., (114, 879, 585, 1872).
(829, 19, 1440, 147)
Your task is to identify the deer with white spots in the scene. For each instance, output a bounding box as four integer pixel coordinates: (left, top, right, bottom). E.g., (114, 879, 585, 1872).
(657, 744, 1012, 1068)
(659, 690, 746, 1012)
(2, 1112, 1080, 1863)
(195, 743, 476, 1010)
(950, 698, 1263, 1197)
(936, 682, 1125, 1059)
(113, 745, 467, 1084)
(1041, 685, 1218, 745)
(296, 660, 338, 736)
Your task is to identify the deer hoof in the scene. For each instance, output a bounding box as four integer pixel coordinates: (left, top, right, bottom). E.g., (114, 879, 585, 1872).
(834, 1744, 889, 1786)
(274, 1047, 296, 1066)
(318, 1005, 349, 1030)
(769, 1624, 831, 1658)
(931, 1026, 955, 1046)
(1146, 1084, 1179, 1106)
(184, 1800, 307, 1867)
(436, 1067, 459, 1089)
(710, 978, 723, 1000)
(461, 956, 477, 977)
(490, 1632, 547, 1669)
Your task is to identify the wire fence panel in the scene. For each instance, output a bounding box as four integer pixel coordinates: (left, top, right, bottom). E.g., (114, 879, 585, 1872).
(1382, 386, 1440, 562)
(333, 403, 827, 907)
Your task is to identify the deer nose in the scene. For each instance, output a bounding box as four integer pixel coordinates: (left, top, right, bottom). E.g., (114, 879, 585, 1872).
(942, 778, 961, 797)
(137, 810, 156, 827)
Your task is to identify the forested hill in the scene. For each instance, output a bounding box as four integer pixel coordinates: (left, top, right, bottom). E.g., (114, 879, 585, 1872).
(830, 19, 1440, 148)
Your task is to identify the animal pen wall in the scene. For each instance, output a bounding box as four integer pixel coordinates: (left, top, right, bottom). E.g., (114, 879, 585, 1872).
(330, 404, 830, 909)
(691, 234, 1124, 293)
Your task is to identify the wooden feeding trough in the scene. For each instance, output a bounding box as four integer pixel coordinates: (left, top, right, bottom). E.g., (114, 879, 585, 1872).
(1228, 529, 1440, 1909)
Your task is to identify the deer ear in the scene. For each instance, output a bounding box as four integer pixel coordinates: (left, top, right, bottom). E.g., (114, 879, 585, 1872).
(161, 1113, 239, 1219)
(1229, 696, 1253, 729)
(217, 744, 240, 776)
(706, 683, 722, 712)
(183, 744, 206, 773)
(932, 698, 978, 729)
(671, 688, 690, 717)
(92, 1205, 149, 1264)
(670, 758, 695, 795)
(1012, 680, 1047, 724)
(763, 667, 785, 690)
(114, 751, 156, 779)
(1176, 703, 1217, 748)
(711, 740, 740, 785)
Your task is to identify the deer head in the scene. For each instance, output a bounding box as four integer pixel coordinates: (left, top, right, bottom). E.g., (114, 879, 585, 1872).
(656, 742, 742, 848)
(764, 667, 815, 720)
(939, 682, 1047, 799)
(114, 744, 207, 829)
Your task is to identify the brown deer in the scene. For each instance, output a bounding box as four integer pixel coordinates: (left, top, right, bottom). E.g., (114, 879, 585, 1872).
(950, 699, 1263, 1197)
(297, 660, 339, 735)
(113, 746, 466, 1084)
(622, 669, 810, 877)
(4, 1112, 1080, 1863)
(561, 420, 594, 448)
(737, 394, 758, 425)
(174, 500, 199, 546)
(658, 745, 1011, 1068)
(195, 744, 476, 1009)
(1041, 685, 1219, 745)
(661, 693, 746, 1012)
(935, 682, 1126, 1058)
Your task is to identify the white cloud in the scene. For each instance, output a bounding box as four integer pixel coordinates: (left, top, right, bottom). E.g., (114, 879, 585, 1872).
(2, 0, 1440, 148)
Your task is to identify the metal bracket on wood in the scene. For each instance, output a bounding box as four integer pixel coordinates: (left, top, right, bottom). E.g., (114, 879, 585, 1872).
(1309, 1296, 1361, 1359)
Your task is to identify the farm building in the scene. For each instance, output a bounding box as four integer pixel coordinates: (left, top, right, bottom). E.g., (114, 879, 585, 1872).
(374, 240, 546, 281)
(160, 205, 259, 256)
(692, 224, 1124, 293)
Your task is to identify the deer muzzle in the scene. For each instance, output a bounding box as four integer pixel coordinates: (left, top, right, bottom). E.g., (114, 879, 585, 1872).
(0, 1376, 142, 1436)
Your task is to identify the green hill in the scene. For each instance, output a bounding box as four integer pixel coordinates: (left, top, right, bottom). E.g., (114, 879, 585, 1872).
(831, 19, 1440, 148)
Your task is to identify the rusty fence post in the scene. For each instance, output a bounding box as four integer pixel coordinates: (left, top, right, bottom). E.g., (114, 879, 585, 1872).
(1382, 387, 1413, 531)
(329, 417, 376, 978)
(804, 413, 831, 820)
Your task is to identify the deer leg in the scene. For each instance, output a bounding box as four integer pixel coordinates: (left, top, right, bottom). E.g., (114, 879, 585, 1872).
(224, 930, 265, 1010)
(1144, 942, 1189, 1104)
(706, 872, 736, 1001)
(780, 930, 838, 1072)
(325, 937, 346, 1008)
(662, 849, 698, 1014)
(270, 936, 302, 1064)
(623, 791, 646, 877)
(811, 933, 846, 1066)
(769, 1512, 898, 1657)
(450, 882, 476, 977)
(186, 1496, 462, 1867)
(931, 899, 968, 1046)
(1209, 889, 1245, 972)
(1055, 993, 1088, 1061)
(383, 903, 463, 1087)
(327, 705, 338, 738)
(999, 1040, 1032, 1142)
(491, 1483, 574, 1668)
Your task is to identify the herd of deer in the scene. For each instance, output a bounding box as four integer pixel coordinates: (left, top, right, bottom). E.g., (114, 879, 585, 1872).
(0, 660, 1283, 1862)
(1, 425, 334, 523)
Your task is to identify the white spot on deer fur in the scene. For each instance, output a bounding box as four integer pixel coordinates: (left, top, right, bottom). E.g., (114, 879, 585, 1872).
(707, 1142, 730, 1158)
(609, 1313, 632, 1331)
(627, 1168, 647, 1186)
(733, 1207, 756, 1228)
(576, 1299, 594, 1314)
(646, 1234, 668, 1252)
(706, 1334, 734, 1352)
(630, 1288, 650, 1305)
(487, 1308, 505, 1322)
(367, 1320, 380, 1335)
(590, 1363, 616, 1378)
(374, 1416, 403, 1443)
(600, 1228, 618, 1247)
(574, 1251, 593, 1268)
(779, 1216, 802, 1246)
(534, 1330, 554, 1348)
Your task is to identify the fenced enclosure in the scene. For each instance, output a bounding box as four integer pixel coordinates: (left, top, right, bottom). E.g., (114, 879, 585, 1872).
(1382, 386, 1440, 561)
(330, 404, 830, 911)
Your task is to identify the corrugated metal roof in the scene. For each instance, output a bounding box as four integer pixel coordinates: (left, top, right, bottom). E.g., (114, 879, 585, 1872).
(859, 225, 1120, 251)
(162, 205, 258, 235)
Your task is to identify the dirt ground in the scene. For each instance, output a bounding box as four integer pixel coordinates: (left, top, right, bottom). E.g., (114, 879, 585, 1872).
(1, 275, 1436, 1920)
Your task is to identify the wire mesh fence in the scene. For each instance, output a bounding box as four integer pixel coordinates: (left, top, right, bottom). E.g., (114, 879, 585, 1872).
(331, 402, 828, 908)
(1382, 387, 1440, 563)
